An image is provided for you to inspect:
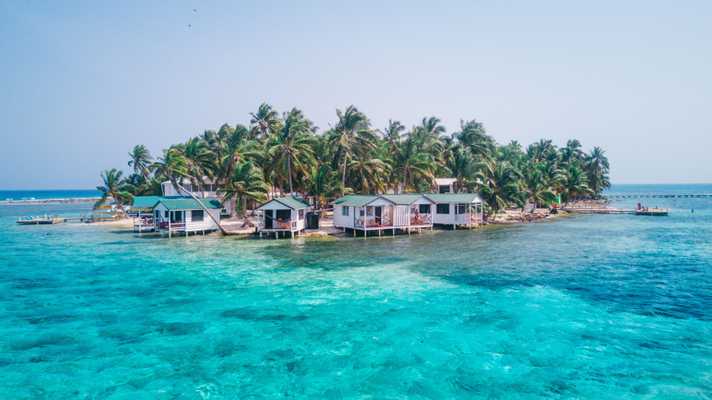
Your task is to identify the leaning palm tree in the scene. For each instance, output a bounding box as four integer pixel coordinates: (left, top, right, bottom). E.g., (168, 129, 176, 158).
(266, 108, 317, 193)
(95, 169, 132, 210)
(128, 145, 153, 180)
(219, 161, 269, 217)
(152, 146, 189, 187)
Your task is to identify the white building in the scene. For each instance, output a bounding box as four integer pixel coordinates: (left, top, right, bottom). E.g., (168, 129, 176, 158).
(256, 196, 311, 238)
(434, 178, 457, 193)
(425, 193, 484, 229)
(153, 197, 222, 237)
(332, 194, 435, 236)
(161, 178, 233, 215)
(130, 195, 162, 232)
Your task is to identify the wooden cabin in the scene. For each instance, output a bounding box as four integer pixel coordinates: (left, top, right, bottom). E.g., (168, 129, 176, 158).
(256, 196, 311, 238)
(153, 197, 222, 237)
(425, 193, 484, 229)
(130, 195, 162, 232)
(332, 194, 435, 236)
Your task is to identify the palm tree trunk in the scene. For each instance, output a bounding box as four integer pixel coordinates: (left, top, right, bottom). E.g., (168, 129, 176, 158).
(175, 182, 228, 235)
(287, 156, 294, 194)
(341, 160, 347, 196)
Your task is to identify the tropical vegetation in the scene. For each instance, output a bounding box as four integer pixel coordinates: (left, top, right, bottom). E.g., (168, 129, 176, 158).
(98, 104, 610, 216)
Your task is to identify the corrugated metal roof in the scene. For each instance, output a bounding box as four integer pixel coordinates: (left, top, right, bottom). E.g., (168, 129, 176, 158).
(333, 194, 434, 206)
(131, 196, 162, 209)
(424, 193, 483, 203)
(257, 195, 310, 210)
(333, 195, 381, 207)
(156, 197, 222, 210)
(381, 194, 432, 205)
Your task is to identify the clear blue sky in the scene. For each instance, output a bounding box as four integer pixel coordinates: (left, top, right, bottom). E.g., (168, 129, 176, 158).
(1, 0, 710, 189)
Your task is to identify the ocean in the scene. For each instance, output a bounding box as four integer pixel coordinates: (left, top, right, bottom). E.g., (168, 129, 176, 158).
(0, 184, 710, 398)
(0, 189, 100, 201)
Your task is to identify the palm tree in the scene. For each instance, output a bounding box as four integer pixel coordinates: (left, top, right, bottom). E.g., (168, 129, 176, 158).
(95, 169, 132, 210)
(266, 108, 316, 193)
(249, 103, 281, 140)
(328, 105, 377, 196)
(521, 163, 557, 208)
(128, 145, 153, 180)
(562, 164, 592, 203)
(457, 119, 495, 161)
(476, 160, 523, 214)
(585, 147, 610, 196)
(347, 158, 391, 194)
(153, 146, 189, 187)
(394, 137, 437, 192)
(179, 137, 214, 184)
(219, 161, 269, 217)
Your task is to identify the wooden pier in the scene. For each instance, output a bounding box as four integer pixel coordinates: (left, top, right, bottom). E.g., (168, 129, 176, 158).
(605, 193, 712, 199)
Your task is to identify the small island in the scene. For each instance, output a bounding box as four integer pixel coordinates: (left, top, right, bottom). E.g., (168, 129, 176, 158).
(95, 104, 610, 237)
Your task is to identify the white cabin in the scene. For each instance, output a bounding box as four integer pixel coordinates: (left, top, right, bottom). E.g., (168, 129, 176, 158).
(161, 178, 233, 215)
(333, 194, 435, 235)
(425, 193, 484, 229)
(256, 196, 311, 238)
(130, 195, 162, 232)
(153, 197, 222, 237)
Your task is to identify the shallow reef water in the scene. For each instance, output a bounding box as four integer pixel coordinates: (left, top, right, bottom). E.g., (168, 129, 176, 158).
(0, 185, 711, 398)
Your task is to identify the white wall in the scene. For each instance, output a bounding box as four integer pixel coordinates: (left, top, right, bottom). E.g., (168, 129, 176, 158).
(153, 203, 219, 233)
(333, 205, 354, 228)
(258, 201, 308, 231)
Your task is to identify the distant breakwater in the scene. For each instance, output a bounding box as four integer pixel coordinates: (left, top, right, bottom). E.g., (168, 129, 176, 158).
(0, 197, 100, 206)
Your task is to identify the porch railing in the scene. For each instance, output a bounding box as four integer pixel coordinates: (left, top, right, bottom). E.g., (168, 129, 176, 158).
(410, 213, 432, 226)
(259, 219, 296, 230)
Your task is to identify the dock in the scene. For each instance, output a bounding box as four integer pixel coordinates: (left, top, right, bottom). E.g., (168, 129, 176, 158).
(605, 193, 712, 199)
(563, 207, 669, 216)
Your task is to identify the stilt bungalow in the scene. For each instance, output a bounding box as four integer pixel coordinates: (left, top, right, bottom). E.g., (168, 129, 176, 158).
(256, 196, 311, 238)
(332, 194, 435, 236)
(153, 197, 222, 237)
(425, 193, 484, 229)
(130, 195, 162, 232)
(161, 178, 232, 216)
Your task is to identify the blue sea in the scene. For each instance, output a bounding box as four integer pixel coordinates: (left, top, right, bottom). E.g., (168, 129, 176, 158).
(0, 190, 100, 201)
(0, 184, 711, 398)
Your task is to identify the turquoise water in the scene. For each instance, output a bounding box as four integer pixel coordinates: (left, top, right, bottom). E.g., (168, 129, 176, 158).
(1, 185, 711, 398)
(0, 189, 100, 201)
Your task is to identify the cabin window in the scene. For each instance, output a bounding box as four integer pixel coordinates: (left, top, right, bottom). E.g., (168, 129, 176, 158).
(341, 206, 349, 216)
(419, 204, 431, 214)
(164, 210, 169, 218)
(191, 210, 204, 222)
(298, 209, 304, 220)
(359, 208, 365, 216)
(438, 185, 451, 193)
(155, 210, 161, 220)
(170, 211, 183, 223)
(436, 204, 450, 214)
(456, 204, 467, 214)
(275, 209, 291, 221)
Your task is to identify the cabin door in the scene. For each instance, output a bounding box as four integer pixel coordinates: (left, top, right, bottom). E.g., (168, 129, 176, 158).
(264, 210, 273, 229)
(375, 206, 382, 225)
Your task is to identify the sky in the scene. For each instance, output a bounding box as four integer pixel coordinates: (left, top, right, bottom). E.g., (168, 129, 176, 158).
(1, 0, 711, 189)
